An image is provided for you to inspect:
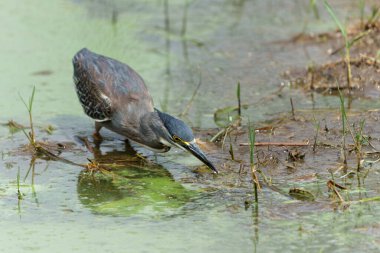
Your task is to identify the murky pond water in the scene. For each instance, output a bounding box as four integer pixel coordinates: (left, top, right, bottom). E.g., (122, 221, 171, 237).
(1, 0, 380, 252)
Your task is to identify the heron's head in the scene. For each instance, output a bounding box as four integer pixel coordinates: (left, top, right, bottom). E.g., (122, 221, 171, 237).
(155, 109, 218, 174)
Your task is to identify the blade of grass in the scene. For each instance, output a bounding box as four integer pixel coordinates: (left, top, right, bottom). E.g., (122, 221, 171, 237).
(359, 0, 365, 29)
(324, 1, 352, 89)
(309, 0, 320, 19)
(19, 94, 29, 111)
(229, 142, 234, 160)
(353, 119, 366, 171)
(228, 133, 234, 160)
(19, 86, 36, 146)
(237, 82, 241, 117)
(324, 1, 347, 39)
(29, 86, 36, 143)
(312, 115, 320, 152)
(290, 97, 295, 119)
(249, 120, 255, 165)
(338, 88, 348, 167)
(29, 86, 36, 112)
(17, 167, 23, 200)
(368, 6, 380, 24)
(249, 119, 259, 203)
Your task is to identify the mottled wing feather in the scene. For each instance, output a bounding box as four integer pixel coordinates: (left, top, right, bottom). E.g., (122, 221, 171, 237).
(72, 48, 153, 121)
(74, 75, 112, 121)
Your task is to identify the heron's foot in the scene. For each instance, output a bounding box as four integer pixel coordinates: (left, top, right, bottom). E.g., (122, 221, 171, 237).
(74, 135, 99, 154)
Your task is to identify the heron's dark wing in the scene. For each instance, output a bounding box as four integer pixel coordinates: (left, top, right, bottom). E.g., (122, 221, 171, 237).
(72, 48, 153, 121)
(73, 74, 112, 121)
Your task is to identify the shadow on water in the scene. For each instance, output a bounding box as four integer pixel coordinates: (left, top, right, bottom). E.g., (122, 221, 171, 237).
(76, 146, 197, 217)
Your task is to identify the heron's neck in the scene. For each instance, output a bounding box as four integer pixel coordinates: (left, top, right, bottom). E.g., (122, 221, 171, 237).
(139, 111, 172, 151)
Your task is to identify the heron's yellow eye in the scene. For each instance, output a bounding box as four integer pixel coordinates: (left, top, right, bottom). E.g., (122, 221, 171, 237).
(173, 135, 181, 142)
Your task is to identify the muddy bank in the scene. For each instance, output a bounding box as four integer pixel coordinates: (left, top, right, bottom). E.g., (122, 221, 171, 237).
(284, 20, 380, 98)
(203, 108, 380, 202)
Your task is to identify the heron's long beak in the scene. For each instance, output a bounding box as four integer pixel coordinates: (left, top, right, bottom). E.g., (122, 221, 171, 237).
(182, 142, 219, 174)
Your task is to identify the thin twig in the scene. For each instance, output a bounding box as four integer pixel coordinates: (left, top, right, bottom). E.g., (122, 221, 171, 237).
(327, 180, 345, 202)
(34, 144, 85, 167)
(327, 180, 347, 190)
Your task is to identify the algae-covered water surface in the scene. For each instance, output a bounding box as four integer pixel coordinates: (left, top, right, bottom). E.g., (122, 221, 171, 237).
(2, 0, 380, 252)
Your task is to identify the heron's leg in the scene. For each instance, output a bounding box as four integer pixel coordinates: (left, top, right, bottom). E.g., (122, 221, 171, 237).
(124, 139, 137, 155)
(93, 122, 103, 142)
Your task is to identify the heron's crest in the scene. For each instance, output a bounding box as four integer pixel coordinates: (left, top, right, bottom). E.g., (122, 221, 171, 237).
(156, 109, 194, 142)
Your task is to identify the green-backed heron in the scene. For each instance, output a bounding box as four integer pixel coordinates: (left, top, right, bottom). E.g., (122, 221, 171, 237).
(72, 48, 218, 174)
